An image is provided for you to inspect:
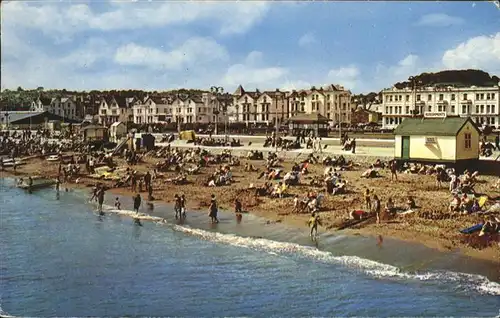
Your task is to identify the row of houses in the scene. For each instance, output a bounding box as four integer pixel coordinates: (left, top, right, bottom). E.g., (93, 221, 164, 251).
(380, 85, 500, 129)
(29, 84, 356, 127)
(28, 82, 499, 130)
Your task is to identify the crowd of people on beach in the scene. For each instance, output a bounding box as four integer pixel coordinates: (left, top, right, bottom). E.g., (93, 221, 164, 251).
(4, 126, 499, 246)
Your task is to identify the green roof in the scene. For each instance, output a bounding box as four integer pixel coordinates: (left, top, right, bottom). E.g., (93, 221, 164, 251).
(394, 117, 478, 136)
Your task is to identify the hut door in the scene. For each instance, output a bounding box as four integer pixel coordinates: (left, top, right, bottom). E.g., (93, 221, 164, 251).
(401, 136, 410, 159)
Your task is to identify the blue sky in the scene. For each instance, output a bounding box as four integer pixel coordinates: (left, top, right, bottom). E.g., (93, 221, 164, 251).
(1, 1, 499, 93)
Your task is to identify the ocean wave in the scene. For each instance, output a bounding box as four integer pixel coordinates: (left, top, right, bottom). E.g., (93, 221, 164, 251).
(100, 204, 164, 222)
(172, 225, 500, 296)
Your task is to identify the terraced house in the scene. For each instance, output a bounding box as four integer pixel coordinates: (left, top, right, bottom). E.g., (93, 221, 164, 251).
(97, 96, 135, 126)
(381, 85, 500, 129)
(31, 96, 81, 121)
(231, 84, 352, 126)
(132, 96, 173, 124)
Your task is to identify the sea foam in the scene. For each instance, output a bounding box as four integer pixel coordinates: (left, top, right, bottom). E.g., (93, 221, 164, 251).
(173, 224, 500, 296)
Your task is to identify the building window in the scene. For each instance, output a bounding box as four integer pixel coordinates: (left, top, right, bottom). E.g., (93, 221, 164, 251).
(492, 117, 496, 125)
(416, 94, 421, 101)
(439, 94, 444, 101)
(405, 95, 409, 102)
(492, 93, 496, 100)
(427, 94, 432, 101)
(487, 105, 490, 114)
(451, 106, 455, 113)
(463, 93, 468, 100)
(427, 106, 432, 112)
(492, 105, 496, 113)
(476, 94, 480, 100)
(464, 133, 471, 149)
(476, 105, 479, 113)
(486, 93, 491, 100)
(405, 106, 409, 114)
(451, 94, 455, 101)
(480, 93, 484, 100)
(480, 105, 484, 113)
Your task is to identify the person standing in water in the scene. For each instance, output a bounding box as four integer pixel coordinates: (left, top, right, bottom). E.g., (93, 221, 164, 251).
(133, 193, 142, 214)
(208, 194, 219, 223)
(174, 194, 181, 219)
(133, 193, 142, 226)
(114, 197, 121, 210)
(234, 198, 243, 224)
(27, 176, 33, 194)
(180, 194, 187, 219)
(97, 187, 105, 215)
(308, 212, 322, 238)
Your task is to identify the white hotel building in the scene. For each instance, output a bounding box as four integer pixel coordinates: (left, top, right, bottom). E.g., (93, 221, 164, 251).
(381, 85, 500, 129)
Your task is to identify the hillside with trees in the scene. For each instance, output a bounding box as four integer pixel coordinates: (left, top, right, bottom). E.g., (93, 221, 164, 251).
(0, 87, 208, 111)
(394, 69, 499, 89)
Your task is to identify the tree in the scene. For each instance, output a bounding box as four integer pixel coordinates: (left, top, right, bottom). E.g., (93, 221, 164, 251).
(352, 92, 379, 110)
(17, 86, 23, 92)
(37, 87, 44, 91)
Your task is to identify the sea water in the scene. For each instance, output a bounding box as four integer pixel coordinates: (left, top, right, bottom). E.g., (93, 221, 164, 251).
(1, 178, 499, 317)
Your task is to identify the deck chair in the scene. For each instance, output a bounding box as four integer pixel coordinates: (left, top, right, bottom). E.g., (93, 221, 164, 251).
(478, 196, 488, 209)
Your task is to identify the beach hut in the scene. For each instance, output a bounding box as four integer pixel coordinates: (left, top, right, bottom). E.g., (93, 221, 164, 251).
(133, 133, 156, 152)
(394, 115, 480, 168)
(110, 121, 127, 142)
(287, 112, 330, 137)
(179, 130, 196, 141)
(82, 124, 108, 142)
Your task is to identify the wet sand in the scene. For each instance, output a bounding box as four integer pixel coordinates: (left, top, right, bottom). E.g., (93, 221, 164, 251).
(3, 151, 499, 264)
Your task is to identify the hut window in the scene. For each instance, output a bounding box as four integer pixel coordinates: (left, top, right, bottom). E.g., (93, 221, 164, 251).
(464, 133, 471, 149)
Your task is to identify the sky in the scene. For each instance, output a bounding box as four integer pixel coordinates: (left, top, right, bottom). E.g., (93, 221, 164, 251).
(1, 1, 499, 93)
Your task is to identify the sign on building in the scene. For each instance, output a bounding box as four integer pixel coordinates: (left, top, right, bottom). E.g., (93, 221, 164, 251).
(425, 136, 437, 144)
(424, 112, 447, 118)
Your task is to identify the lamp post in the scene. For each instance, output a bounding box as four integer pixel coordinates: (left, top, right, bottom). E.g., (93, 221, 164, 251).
(409, 76, 423, 117)
(338, 94, 343, 145)
(210, 86, 230, 141)
(274, 93, 280, 152)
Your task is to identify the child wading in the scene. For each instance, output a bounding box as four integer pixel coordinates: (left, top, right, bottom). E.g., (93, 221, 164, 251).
(208, 194, 219, 223)
(234, 198, 243, 224)
(308, 212, 322, 238)
(180, 194, 187, 219)
(133, 193, 142, 226)
(174, 194, 182, 219)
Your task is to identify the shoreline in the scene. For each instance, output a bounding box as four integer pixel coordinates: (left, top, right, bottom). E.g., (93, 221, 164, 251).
(3, 152, 499, 265)
(4, 175, 500, 285)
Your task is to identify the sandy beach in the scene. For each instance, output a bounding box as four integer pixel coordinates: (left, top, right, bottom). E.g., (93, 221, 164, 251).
(4, 146, 499, 265)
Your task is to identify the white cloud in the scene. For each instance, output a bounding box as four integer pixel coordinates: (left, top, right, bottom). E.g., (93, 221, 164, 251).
(326, 65, 360, 89)
(298, 32, 317, 47)
(416, 13, 464, 27)
(442, 32, 500, 73)
(2, 1, 270, 37)
(244, 51, 264, 65)
(114, 37, 229, 70)
(280, 80, 312, 91)
(222, 52, 288, 89)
